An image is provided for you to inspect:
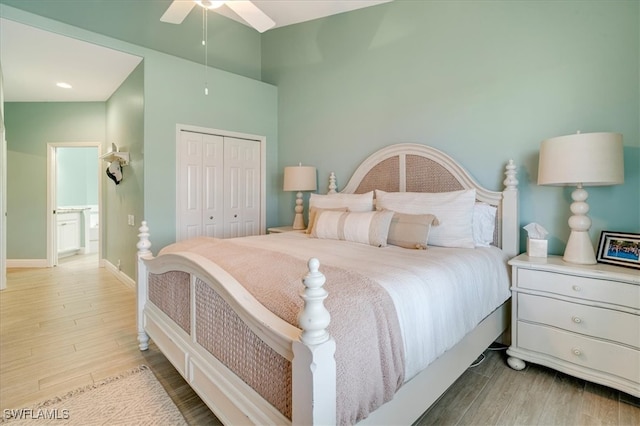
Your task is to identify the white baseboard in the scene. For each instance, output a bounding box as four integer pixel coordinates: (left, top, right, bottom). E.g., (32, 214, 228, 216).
(103, 260, 135, 290)
(6, 259, 48, 268)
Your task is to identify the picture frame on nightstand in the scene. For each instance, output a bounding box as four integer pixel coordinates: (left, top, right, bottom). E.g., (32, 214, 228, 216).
(596, 231, 640, 270)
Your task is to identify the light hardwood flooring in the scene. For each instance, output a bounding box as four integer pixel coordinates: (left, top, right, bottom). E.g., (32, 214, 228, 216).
(1, 254, 639, 425)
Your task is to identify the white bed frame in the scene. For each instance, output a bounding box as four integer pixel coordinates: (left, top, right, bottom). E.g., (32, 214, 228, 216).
(136, 143, 519, 425)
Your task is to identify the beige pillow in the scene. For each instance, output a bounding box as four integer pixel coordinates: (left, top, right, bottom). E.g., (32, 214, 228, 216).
(387, 212, 439, 249)
(307, 206, 348, 235)
(311, 210, 395, 247)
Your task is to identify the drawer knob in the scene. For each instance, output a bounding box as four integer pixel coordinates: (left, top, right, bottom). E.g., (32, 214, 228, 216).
(572, 285, 581, 292)
(572, 347, 582, 356)
(572, 316, 582, 324)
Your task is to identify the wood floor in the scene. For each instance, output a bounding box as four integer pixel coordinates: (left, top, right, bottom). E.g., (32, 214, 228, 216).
(1, 254, 638, 425)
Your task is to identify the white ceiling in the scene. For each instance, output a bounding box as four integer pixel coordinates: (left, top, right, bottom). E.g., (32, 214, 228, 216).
(0, 19, 143, 102)
(1, 1, 391, 102)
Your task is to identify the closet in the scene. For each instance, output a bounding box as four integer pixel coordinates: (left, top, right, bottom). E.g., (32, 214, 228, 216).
(177, 130, 263, 241)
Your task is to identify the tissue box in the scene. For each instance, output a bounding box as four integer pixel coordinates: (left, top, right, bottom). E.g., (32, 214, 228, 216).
(527, 238, 548, 258)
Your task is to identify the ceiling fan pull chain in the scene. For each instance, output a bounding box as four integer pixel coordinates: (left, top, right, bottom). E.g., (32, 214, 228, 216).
(202, 7, 209, 95)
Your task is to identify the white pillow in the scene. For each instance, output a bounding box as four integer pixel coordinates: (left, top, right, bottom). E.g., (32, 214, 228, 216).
(307, 191, 374, 234)
(311, 210, 394, 247)
(473, 202, 497, 247)
(375, 189, 476, 248)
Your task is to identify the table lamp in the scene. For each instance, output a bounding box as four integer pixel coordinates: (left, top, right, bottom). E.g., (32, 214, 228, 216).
(283, 164, 317, 230)
(538, 131, 624, 264)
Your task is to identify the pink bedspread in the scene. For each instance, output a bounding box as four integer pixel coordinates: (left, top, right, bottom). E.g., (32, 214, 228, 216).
(160, 237, 405, 425)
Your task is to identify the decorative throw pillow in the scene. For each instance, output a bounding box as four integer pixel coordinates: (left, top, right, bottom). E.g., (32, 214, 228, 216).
(307, 191, 375, 234)
(387, 212, 439, 249)
(473, 202, 497, 247)
(375, 189, 476, 248)
(311, 209, 395, 247)
(307, 206, 348, 235)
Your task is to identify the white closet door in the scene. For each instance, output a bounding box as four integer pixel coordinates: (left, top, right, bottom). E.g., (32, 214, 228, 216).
(178, 131, 261, 241)
(202, 134, 224, 237)
(223, 137, 261, 238)
(178, 131, 223, 240)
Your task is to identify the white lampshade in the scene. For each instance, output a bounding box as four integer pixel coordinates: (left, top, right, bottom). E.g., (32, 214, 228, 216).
(538, 132, 624, 186)
(283, 165, 317, 230)
(283, 166, 317, 192)
(537, 131, 624, 265)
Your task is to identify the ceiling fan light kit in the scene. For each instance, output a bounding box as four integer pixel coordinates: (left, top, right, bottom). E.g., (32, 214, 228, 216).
(196, 0, 226, 9)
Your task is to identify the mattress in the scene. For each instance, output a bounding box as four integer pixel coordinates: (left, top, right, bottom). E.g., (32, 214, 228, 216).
(223, 231, 512, 381)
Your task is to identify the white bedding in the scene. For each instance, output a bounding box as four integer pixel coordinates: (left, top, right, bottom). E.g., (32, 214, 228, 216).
(231, 232, 511, 381)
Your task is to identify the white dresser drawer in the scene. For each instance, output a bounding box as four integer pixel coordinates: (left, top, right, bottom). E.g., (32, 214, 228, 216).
(516, 268, 640, 310)
(518, 293, 640, 348)
(517, 321, 640, 383)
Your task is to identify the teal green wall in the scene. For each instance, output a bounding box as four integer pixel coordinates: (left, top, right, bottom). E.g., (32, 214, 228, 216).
(3, 1, 637, 264)
(262, 0, 640, 255)
(57, 147, 98, 207)
(5, 102, 105, 258)
(105, 61, 144, 278)
(143, 52, 278, 251)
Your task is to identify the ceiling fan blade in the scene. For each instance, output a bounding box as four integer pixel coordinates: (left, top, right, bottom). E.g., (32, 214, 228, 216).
(160, 0, 197, 24)
(225, 1, 276, 33)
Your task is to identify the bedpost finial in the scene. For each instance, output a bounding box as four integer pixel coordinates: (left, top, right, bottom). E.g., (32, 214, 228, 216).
(503, 159, 518, 190)
(308, 257, 320, 273)
(299, 258, 331, 345)
(137, 220, 152, 255)
(328, 172, 337, 194)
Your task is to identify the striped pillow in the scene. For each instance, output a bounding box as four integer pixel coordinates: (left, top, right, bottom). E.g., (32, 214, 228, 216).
(307, 191, 374, 234)
(311, 210, 395, 247)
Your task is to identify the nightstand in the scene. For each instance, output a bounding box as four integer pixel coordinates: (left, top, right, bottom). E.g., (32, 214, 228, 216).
(267, 226, 304, 234)
(507, 254, 640, 397)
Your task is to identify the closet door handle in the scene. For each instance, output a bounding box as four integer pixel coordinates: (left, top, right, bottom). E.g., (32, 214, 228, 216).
(571, 316, 582, 324)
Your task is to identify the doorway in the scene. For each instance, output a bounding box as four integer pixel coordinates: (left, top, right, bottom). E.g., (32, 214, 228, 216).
(47, 143, 102, 267)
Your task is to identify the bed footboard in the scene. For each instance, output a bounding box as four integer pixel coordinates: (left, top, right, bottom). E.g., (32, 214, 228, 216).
(136, 222, 336, 425)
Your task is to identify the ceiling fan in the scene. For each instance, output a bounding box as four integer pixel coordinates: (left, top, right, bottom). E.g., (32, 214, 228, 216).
(161, 0, 276, 33)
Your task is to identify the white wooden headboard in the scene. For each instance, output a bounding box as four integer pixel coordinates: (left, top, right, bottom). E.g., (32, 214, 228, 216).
(327, 143, 519, 257)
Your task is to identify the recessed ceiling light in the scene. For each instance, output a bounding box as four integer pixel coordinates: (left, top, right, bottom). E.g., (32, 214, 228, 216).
(56, 82, 72, 89)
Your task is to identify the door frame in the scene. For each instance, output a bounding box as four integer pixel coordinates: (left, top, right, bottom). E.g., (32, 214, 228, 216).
(0, 114, 5, 290)
(174, 124, 266, 241)
(47, 142, 103, 267)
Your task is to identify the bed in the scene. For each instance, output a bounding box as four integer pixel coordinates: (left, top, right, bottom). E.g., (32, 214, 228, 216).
(136, 143, 519, 425)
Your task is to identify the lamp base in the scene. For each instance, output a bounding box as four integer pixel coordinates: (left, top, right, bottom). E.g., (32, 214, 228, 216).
(291, 191, 306, 230)
(562, 184, 596, 265)
(563, 230, 597, 265)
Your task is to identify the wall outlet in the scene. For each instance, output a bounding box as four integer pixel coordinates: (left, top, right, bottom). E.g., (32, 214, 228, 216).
(128, 214, 135, 226)
(117, 259, 121, 271)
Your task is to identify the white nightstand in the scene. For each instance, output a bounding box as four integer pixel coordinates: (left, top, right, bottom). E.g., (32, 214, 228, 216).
(507, 254, 640, 397)
(267, 226, 304, 234)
